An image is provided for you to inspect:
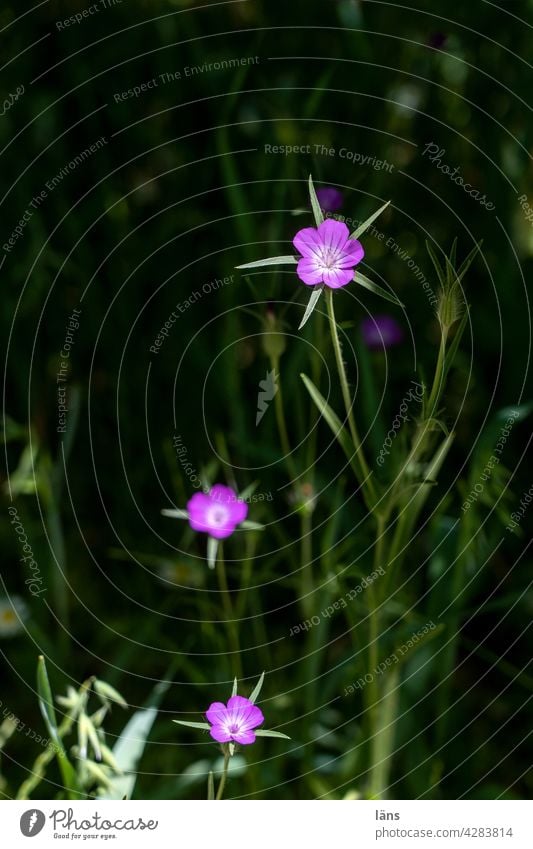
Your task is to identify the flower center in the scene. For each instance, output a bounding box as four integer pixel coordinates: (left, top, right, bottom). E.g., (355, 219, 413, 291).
(319, 246, 338, 270)
(206, 504, 230, 526)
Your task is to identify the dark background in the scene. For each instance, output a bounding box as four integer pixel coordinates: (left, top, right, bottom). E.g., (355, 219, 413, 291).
(1, 0, 531, 800)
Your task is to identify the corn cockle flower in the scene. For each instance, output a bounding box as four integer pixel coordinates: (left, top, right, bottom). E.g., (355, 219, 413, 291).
(235, 175, 400, 329)
(361, 314, 404, 349)
(206, 696, 264, 745)
(174, 673, 290, 750)
(187, 484, 248, 539)
(293, 219, 364, 289)
(162, 483, 263, 568)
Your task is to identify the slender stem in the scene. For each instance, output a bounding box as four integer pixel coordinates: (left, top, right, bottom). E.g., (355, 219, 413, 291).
(216, 546, 243, 681)
(325, 288, 377, 510)
(425, 328, 448, 418)
(366, 513, 385, 728)
(271, 356, 298, 482)
(299, 509, 313, 617)
(216, 748, 231, 800)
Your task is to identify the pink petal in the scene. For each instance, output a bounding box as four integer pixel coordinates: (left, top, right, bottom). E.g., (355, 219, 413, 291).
(322, 267, 355, 289)
(206, 701, 228, 724)
(227, 696, 253, 710)
(207, 523, 236, 539)
(207, 484, 248, 526)
(340, 239, 364, 265)
(317, 218, 350, 252)
(208, 484, 237, 505)
(231, 499, 248, 524)
(187, 492, 211, 519)
(293, 226, 323, 258)
(210, 726, 232, 743)
(232, 729, 256, 745)
(227, 698, 264, 730)
(297, 257, 323, 286)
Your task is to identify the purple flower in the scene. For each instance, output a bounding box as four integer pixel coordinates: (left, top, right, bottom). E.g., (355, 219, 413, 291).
(187, 484, 248, 540)
(206, 695, 264, 745)
(315, 186, 343, 212)
(361, 314, 404, 349)
(293, 219, 364, 289)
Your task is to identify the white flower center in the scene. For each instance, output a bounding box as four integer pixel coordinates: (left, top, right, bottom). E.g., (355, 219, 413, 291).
(319, 246, 339, 270)
(206, 504, 230, 526)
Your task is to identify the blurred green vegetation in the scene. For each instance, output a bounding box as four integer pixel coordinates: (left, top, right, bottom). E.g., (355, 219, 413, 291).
(1, 0, 532, 800)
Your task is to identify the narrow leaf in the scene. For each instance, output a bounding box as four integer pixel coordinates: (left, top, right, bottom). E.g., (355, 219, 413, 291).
(236, 256, 298, 270)
(298, 284, 324, 330)
(238, 481, 258, 501)
(173, 720, 211, 730)
(425, 241, 447, 289)
(207, 771, 215, 800)
(231, 677, 238, 697)
(301, 374, 363, 481)
(354, 272, 404, 307)
(207, 537, 218, 570)
(229, 742, 235, 757)
(240, 520, 265, 531)
(350, 200, 390, 240)
(254, 729, 291, 739)
(99, 678, 171, 800)
(308, 174, 324, 227)
(249, 672, 265, 705)
(37, 657, 82, 799)
(161, 508, 188, 520)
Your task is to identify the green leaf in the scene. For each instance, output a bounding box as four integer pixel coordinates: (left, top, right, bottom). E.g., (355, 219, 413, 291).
(392, 623, 445, 666)
(99, 678, 171, 800)
(229, 742, 235, 757)
(254, 729, 291, 739)
(368, 666, 399, 799)
(173, 720, 211, 730)
(231, 677, 238, 697)
(235, 256, 298, 270)
(238, 481, 258, 500)
(354, 272, 404, 307)
(298, 284, 324, 330)
(207, 770, 215, 800)
(350, 200, 390, 240)
(207, 537, 218, 570)
(249, 672, 265, 704)
(426, 241, 447, 289)
(161, 508, 188, 520)
(441, 308, 469, 383)
(37, 657, 82, 799)
(300, 374, 357, 474)
(240, 520, 265, 531)
(308, 174, 324, 227)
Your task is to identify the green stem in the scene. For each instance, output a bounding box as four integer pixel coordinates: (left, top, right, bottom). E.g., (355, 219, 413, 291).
(299, 509, 313, 617)
(216, 748, 231, 800)
(216, 547, 243, 681)
(271, 356, 298, 482)
(325, 288, 377, 510)
(426, 328, 448, 418)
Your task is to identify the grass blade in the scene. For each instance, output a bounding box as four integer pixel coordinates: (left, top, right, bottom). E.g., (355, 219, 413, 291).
(354, 272, 404, 307)
(350, 200, 390, 240)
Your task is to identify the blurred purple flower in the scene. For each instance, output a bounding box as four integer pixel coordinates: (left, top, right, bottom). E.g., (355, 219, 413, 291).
(293, 219, 364, 288)
(316, 186, 343, 212)
(428, 32, 447, 49)
(206, 695, 264, 745)
(187, 484, 248, 539)
(361, 314, 404, 349)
